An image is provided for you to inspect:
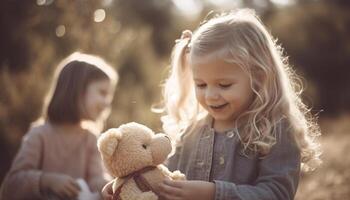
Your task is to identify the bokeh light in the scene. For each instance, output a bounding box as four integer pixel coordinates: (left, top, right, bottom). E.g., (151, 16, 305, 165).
(172, 0, 202, 18)
(209, 0, 242, 8)
(270, 0, 295, 6)
(108, 21, 121, 34)
(102, 0, 114, 7)
(36, 0, 54, 6)
(55, 25, 66, 37)
(94, 9, 106, 23)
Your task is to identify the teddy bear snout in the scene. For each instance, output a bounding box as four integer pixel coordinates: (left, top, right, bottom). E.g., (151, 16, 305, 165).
(151, 134, 172, 165)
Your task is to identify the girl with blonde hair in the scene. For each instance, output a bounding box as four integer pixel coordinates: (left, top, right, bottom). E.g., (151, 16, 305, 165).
(157, 9, 321, 200)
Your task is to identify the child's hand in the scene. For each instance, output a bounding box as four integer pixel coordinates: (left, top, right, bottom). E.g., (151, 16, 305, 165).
(159, 179, 215, 200)
(40, 172, 81, 200)
(101, 180, 114, 200)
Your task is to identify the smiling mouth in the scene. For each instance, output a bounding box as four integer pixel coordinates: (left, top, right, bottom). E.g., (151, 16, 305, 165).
(210, 103, 228, 110)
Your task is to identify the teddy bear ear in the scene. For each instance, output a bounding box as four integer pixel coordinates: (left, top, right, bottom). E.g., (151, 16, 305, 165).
(97, 128, 122, 158)
(108, 128, 123, 139)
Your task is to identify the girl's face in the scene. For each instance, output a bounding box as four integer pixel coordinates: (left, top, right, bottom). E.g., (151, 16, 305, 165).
(82, 79, 114, 121)
(192, 58, 254, 130)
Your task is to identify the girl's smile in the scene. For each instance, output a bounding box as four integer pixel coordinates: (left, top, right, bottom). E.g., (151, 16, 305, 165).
(209, 103, 229, 111)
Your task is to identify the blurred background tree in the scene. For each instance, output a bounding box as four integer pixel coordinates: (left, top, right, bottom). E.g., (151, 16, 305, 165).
(1, 0, 349, 198)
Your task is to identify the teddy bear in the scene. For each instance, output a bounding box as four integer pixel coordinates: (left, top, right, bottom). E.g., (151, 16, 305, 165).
(97, 122, 185, 200)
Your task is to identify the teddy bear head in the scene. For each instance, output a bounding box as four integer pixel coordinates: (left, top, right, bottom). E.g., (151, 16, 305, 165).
(97, 122, 172, 178)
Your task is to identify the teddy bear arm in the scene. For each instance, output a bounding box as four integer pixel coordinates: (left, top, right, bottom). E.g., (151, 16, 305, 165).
(120, 179, 158, 200)
(157, 165, 173, 177)
(158, 165, 186, 180)
(170, 170, 186, 180)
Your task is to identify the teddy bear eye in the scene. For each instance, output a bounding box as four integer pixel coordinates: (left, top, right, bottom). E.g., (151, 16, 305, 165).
(142, 144, 147, 149)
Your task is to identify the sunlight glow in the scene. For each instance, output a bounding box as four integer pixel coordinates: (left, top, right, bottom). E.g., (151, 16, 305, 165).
(270, 0, 295, 6)
(209, 0, 242, 8)
(172, 0, 202, 18)
(55, 25, 65, 37)
(36, 0, 54, 6)
(108, 21, 121, 34)
(94, 9, 106, 23)
(102, 0, 114, 7)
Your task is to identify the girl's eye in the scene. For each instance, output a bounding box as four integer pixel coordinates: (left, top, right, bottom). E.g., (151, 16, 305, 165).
(219, 84, 232, 88)
(142, 144, 147, 149)
(195, 83, 206, 88)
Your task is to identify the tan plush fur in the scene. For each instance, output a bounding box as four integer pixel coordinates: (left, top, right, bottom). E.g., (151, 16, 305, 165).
(97, 122, 185, 200)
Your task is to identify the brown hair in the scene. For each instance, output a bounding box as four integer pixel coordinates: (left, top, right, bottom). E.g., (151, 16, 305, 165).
(44, 52, 117, 124)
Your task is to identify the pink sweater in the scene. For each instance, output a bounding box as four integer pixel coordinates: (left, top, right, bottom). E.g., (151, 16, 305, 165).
(0, 122, 108, 200)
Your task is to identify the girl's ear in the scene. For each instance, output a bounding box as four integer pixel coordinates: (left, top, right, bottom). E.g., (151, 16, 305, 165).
(97, 128, 122, 158)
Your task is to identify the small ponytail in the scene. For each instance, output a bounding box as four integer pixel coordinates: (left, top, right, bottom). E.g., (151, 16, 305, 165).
(158, 30, 200, 141)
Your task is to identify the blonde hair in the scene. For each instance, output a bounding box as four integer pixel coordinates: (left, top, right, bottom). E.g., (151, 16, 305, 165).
(159, 9, 321, 171)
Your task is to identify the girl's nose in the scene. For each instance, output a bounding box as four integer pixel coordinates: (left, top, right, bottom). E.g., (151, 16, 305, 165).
(205, 88, 220, 100)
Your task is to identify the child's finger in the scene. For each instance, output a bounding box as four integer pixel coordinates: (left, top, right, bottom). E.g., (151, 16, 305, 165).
(70, 179, 81, 191)
(159, 182, 183, 197)
(63, 188, 76, 200)
(163, 179, 185, 188)
(65, 183, 80, 199)
(59, 189, 73, 200)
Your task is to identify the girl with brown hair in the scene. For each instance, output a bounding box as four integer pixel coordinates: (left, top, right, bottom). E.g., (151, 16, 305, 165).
(1, 52, 118, 200)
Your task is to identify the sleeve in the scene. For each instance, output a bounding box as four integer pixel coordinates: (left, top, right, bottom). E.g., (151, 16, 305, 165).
(0, 130, 45, 200)
(213, 127, 301, 200)
(86, 134, 109, 193)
